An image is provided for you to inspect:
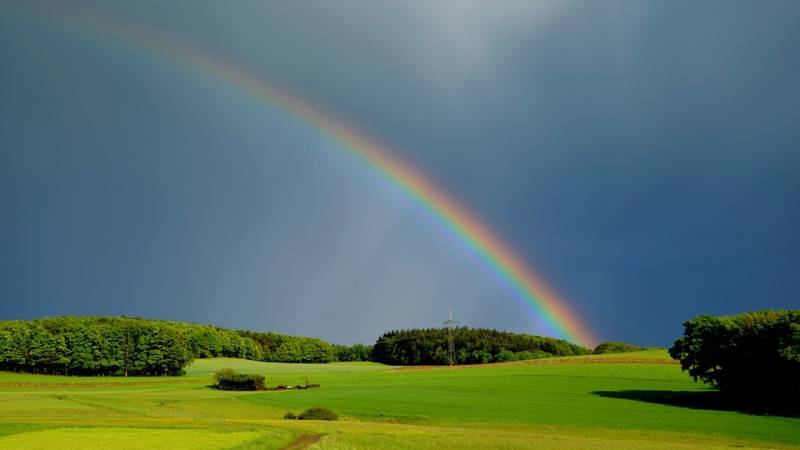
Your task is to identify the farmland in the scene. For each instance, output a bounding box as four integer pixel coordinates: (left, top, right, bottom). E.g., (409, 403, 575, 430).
(0, 350, 798, 449)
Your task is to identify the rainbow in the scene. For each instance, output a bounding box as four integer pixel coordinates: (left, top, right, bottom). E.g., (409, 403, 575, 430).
(34, 8, 597, 347)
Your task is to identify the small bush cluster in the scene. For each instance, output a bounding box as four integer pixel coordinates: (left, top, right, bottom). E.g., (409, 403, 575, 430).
(284, 407, 337, 421)
(300, 406, 338, 420)
(213, 368, 265, 391)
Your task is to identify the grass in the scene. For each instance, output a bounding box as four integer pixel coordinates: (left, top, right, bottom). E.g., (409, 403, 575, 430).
(0, 351, 798, 449)
(0, 428, 263, 450)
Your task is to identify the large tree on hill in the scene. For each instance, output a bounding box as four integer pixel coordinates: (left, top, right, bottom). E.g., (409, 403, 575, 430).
(670, 310, 800, 413)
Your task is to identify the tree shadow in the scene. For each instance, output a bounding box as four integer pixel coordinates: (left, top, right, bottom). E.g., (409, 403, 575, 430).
(593, 390, 798, 418)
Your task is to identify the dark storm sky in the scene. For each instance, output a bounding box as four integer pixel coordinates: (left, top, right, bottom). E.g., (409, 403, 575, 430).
(1, 0, 799, 346)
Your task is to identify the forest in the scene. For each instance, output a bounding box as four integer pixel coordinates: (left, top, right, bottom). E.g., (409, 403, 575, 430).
(372, 327, 590, 365)
(0, 317, 340, 376)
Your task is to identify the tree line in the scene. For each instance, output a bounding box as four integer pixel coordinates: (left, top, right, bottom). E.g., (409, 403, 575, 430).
(0, 317, 192, 376)
(372, 327, 590, 365)
(1, 316, 645, 376)
(0, 316, 347, 376)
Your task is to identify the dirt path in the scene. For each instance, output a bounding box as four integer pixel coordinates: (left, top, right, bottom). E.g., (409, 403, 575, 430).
(281, 434, 325, 450)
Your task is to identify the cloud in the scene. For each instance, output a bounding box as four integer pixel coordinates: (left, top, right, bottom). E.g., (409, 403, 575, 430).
(379, 0, 571, 96)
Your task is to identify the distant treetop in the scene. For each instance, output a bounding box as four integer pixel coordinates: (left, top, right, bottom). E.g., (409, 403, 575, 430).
(593, 341, 647, 355)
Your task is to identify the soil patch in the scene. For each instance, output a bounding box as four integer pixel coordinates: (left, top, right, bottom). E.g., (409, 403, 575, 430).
(281, 434, 324, 450)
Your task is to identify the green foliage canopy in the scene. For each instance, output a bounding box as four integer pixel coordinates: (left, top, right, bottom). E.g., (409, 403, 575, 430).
(669, 310, 800, 412)
(0, 317, 192, 376)
(237, 330, 337, 363)
(333, 343, 373, 362)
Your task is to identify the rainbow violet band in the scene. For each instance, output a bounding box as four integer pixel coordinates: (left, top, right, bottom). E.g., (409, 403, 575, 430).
(43, 9, 597, 347)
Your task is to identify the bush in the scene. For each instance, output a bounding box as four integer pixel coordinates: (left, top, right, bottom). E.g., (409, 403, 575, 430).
(215, 372, 266, 391)
(283, 411, 297, 420)
(494, 349, 516, 362)
(298, 406, 338, 421)
(213, 368, 236, 383)
(593, 342, 645, 355)
(670, 310, 800, 413)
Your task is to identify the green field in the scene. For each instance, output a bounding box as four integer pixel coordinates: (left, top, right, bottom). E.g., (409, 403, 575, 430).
(0, 350, 798, 449)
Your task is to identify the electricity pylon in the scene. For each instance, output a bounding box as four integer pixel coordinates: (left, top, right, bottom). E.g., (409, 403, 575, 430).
(442, 308, 459, 366)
